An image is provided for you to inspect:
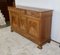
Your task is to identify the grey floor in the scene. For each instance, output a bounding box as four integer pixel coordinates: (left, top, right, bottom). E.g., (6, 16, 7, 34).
(0, 26, 60, 55)
(0, 21, 10, 28)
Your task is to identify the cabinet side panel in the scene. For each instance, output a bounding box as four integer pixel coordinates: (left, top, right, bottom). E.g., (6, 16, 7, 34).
(41, 11, 53, 43)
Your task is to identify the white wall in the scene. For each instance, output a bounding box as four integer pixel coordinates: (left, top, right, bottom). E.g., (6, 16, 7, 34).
(15, 0, 60, 42)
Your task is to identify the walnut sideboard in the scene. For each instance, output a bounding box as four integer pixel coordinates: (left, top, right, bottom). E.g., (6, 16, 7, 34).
(8, 6, 53, 49)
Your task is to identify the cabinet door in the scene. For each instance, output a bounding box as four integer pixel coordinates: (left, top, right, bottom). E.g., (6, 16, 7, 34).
(19, 9, 26, 33)
(10, 11, 19, 31)
(27, 16, 40, 39)
(19, 15, 27, 33)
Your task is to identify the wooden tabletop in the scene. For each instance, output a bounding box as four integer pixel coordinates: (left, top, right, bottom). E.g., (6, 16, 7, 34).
(16, 5, 53, 12)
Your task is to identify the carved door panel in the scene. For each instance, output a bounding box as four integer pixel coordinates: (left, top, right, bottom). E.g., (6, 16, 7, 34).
(11, 11, 19, 31)
(19, 15, 27, 33)
(27, 17, 40, 39)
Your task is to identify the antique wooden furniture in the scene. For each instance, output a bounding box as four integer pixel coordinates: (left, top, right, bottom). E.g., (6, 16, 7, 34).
(0, 0, 15, 22)
(8, 6, 53, 49)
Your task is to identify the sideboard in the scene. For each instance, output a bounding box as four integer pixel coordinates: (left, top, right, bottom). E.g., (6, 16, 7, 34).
(8, 6, 53, 49)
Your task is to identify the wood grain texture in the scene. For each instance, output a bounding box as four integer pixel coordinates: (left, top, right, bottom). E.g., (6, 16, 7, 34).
(8, 6, 53, 49)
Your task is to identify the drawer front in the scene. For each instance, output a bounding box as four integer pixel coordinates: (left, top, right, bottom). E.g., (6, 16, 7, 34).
(20, 9, 26, 15)
(26, 10, 41, 18)
(9, 9, 19, 15)
(27, 16, 40, 39)
(42, 11, 52, 18)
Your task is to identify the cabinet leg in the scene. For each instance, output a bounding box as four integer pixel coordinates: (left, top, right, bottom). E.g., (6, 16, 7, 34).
(37, 45, 42, 49)
(48, 39, 51, 43)
(11, 27, 13, 32)
(11, 29, 13, 32)
(48, 40, 51, 43)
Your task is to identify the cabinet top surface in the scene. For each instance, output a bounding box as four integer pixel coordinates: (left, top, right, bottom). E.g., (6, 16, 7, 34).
(16, 5, 53, 12)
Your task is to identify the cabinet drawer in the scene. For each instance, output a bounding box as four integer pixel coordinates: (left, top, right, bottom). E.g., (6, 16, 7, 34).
(10, 9, 19, 15)
(20, 9, 26, 15)
(42, 11, 52, 18)
(26, 10, 41, 18)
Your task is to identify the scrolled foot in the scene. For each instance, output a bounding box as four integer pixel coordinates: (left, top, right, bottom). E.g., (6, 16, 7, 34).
(47, 39, 51, 43)
(11, 27, 13, 32)
(11, 29, 13, 32)
(37, 45, 42, 49)
(48, 40, 51, 43)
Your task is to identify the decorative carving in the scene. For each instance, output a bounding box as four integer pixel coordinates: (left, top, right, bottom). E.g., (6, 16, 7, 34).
(20, 16, 26, 32)
(28, 19, 39, 37)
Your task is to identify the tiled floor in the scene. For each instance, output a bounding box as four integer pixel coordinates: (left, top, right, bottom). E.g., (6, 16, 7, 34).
(0, 26, 60, 55)
(0, 21, 10, 28)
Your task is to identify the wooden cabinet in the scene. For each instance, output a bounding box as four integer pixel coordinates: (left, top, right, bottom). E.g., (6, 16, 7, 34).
(8, 6, 53, 49)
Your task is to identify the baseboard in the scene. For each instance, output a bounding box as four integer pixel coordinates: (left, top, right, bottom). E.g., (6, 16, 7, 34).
(51, 39, 60, 44)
